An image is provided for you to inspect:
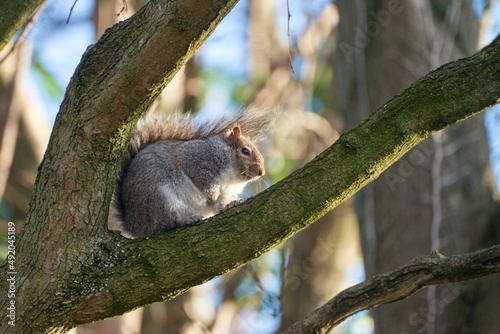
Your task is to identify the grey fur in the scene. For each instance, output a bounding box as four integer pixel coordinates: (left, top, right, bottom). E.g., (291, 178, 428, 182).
(110, 109, 271, 238)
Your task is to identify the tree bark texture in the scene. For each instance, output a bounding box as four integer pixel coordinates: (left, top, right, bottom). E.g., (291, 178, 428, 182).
(0, 1, 499, 333)
(1, 0, 241, 332)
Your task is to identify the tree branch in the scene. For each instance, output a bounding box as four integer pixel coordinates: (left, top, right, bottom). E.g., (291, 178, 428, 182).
(1, 1, 499, 332)
(0, 0, 44, 52)
(282, 244, 500, 334)
(55, 38, 500, 328)
(1, 0, 241, 332)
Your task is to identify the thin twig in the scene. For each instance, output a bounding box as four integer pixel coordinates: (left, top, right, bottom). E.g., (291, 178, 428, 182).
(66, 0, 79, 25)
(286, 0, 295, 74)
(248, 264, 281, 316)
(117, 0, 129, 16)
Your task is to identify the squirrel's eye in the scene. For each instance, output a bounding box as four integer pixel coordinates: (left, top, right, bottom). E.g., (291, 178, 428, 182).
(241, 147, 251, 156)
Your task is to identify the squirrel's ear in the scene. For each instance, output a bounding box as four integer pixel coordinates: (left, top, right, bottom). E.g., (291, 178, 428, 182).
(228, 125, 241, 141)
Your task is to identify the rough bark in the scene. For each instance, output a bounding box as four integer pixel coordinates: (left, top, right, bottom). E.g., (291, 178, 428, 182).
(0, 1, 499, 333)
(1, 0, 241, 332)
(70, 1, 144, 333)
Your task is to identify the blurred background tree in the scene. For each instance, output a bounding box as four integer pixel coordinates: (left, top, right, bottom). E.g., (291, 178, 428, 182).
(1, 0, 499, 333)
(334, 1, 500, 333)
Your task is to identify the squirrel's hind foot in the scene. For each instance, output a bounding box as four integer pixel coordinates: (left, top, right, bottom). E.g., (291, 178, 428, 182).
(184, 215, 204, 224)
(223, 199, 244, 211)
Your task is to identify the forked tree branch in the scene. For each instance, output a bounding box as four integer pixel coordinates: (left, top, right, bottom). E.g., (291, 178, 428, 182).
(282, 244, 500, 334)
(0, 0, 499, 330)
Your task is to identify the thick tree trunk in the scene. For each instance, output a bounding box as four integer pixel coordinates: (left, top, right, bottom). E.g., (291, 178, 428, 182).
(335, 1, 500, 333)
(1, 0, 242, 332)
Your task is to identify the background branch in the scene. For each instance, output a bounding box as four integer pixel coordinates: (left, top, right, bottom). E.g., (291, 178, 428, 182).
(283, 244, 500, 334)
(0, 0, 44, 52)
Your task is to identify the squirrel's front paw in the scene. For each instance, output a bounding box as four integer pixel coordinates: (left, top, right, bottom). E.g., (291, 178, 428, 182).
(224, 199, 243, 211)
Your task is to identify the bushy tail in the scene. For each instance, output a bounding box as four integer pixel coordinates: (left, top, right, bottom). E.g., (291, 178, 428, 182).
(109, 107, 278, 229)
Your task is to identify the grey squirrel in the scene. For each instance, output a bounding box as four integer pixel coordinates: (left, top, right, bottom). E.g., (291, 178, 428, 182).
(109, 109, 272, 238)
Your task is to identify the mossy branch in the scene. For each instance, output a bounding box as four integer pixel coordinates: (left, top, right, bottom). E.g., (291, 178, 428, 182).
(0, 0, 43, 52)
(81, 38, 500, 326)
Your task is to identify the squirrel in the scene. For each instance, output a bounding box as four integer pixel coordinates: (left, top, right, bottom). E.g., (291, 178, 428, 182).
(108, 108, 272, 238)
